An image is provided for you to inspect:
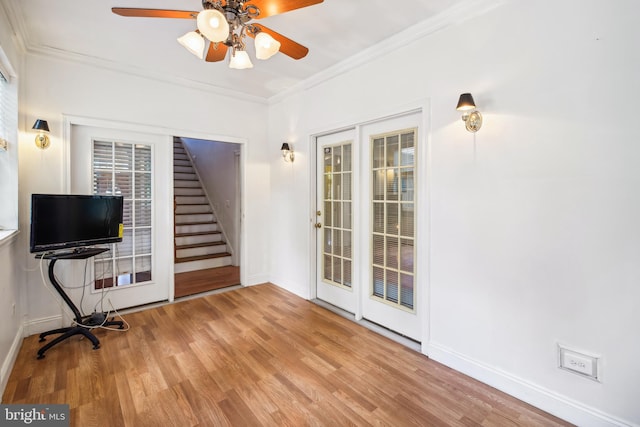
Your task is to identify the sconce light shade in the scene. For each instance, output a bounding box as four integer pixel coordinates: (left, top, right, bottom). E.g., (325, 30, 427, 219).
(456, 93, 476, 111)
(281, 142, 294, 162)
(456, 93, 483, 133)
(32, 119, 50, 132)
(32, 119, 51, 149)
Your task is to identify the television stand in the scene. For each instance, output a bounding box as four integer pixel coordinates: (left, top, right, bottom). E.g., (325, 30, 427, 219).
(36, 247, 124, 359)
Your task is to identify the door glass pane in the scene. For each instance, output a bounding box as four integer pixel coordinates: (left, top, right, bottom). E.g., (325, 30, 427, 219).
(370, 129, 417, 311)
(321, 141, 353, 289)
(93, 140, 153, 288)
(373, 171, 385, 201)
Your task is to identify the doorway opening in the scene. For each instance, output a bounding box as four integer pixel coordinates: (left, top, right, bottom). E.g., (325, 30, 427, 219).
(173, 137, 242, 297)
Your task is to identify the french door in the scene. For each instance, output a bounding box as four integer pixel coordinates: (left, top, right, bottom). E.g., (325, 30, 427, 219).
(315, 112, 424, 341)
(68, 125, 173, 311)
(315, 129, 357, 313)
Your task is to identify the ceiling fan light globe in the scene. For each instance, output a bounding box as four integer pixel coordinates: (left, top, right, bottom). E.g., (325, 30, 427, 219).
(255, 32, 281, 60)
(229, 50, 254, 69)
(177, 31, 205, 59)
(197, 9, 229, 42)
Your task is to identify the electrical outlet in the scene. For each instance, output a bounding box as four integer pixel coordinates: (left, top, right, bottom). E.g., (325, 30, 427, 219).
(558, 344, 600, 381)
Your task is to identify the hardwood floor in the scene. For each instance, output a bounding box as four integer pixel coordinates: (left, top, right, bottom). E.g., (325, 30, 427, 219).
(174, 266, 240, 298)
(3, 284, 571, 427)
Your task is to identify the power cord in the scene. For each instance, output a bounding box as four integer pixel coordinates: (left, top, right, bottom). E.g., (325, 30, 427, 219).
(38, 251, 129, 332)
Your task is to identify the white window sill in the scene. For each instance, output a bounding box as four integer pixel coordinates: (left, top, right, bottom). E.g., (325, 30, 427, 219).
(0, 229, 19, 248)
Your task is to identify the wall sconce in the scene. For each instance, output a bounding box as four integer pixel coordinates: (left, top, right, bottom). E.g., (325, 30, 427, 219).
(281, 142, 295, 163)
(32, 119, 51, 149)
(456, 93, 483, 133)
(0, 138, 7, 151)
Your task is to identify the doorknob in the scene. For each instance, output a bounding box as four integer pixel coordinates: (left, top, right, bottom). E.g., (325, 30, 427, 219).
(314, 223, 322, 229)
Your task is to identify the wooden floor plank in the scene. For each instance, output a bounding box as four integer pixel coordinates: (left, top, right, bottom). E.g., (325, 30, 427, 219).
(174, 265, 240, 298)
(2, 283, 572, 427)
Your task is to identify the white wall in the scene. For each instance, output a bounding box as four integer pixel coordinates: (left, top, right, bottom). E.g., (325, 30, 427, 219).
(182, 138, 241, 265)
(268, 0, 640, 425)
(18, 54, 271, 332)
(0, 4, 24, 399)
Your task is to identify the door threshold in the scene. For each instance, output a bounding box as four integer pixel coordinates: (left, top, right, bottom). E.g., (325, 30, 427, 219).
(312, 299, 421, 352)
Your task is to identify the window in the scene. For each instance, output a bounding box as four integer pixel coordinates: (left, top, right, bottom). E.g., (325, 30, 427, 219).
(0, 47, 18, 232)
(92, 140, 153, 289)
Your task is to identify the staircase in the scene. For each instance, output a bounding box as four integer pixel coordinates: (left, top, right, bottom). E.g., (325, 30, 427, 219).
(173, 140, 232, 274)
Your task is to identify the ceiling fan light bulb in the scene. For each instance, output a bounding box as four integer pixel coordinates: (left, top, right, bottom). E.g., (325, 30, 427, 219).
(197, 9, 229, 42)
(229, 50, 254, 69)
(177, 31, 205, 59)
(255, 32, 281, 60)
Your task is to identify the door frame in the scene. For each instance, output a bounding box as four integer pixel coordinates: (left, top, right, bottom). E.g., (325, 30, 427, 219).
(308, 102, 431, 354)
(62, 115, 248, 302)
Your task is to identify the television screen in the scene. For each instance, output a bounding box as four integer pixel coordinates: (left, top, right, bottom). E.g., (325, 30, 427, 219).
(30, 194, 124, 253)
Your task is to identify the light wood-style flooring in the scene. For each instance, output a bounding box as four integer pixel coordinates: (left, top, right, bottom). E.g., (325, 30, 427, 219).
(174, 266, 240, 298)
(3, 284, 571, 426)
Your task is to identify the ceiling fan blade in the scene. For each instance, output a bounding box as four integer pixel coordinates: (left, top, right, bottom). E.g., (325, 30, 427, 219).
(206, 42, 229, 62)
(250, 24, 309, 59)
(249, 0, 323, 19)
(112, 8, 197, 19)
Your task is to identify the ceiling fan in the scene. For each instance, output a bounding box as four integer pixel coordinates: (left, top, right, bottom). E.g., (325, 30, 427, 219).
(112, 0, 324, 69)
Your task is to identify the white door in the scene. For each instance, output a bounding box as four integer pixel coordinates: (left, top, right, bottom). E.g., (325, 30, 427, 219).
(316, 129, 357, 313)
(68, 125, 173, 311)
(360, 113, 423, 341)
(315, 113, 424, 341)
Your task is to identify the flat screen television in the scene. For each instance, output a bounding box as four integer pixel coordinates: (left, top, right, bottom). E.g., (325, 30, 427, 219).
(30, 194, 124, 253)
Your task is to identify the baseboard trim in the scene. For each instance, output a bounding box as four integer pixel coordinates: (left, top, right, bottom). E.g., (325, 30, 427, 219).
(0, 324, 24, 402)
(427, 342, 634, 427)
(23, 315, 63, 337)
(245, 274, 270, 287)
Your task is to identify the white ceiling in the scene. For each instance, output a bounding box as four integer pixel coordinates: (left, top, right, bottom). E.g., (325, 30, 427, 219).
(9, 0, 469, 99)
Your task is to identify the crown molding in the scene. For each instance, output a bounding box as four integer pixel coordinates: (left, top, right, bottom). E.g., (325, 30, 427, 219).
(0, 0, 28, 55)
(2, 1, 268, 104)
(268, 0, 508, 105)
(3, 0, 507, 106)
(26, 43, 268, 104)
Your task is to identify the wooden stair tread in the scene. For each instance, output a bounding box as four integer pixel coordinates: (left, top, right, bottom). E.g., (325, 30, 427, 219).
(175, 253, 232, 263)
(175, 231, 221, 237)
(176, 221, 218, 226)
(176, 241, 226, 250)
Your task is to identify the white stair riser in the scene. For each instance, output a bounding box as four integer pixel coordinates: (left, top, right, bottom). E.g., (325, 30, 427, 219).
(175, 234, 222, 246)
(176, 223, 218, 234)
(174, 180, 200, 188)
(174, 256, 232, 273)
(176, 196, 207, 205)
(175, 213, 215, 224)
(174, 166, 194, 174)
(176, 245, 227, 258)
(174, 188, 204, 197)
(174, 172, 197, 180)
(175, 204, 211, 214)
